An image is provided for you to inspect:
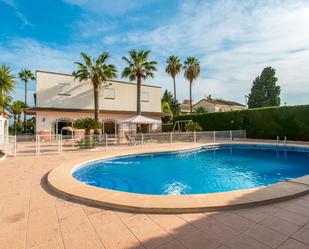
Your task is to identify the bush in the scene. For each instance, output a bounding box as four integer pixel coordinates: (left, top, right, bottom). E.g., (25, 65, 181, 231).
(172, 105, 309, 141)
(73, 118, 101, 135)
(185, 122, 202, 132)
(77, 137, 98, 149)
(162, 123, 174, 132)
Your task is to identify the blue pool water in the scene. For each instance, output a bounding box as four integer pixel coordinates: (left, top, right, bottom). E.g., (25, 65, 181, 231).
(72, 144, 309, 195)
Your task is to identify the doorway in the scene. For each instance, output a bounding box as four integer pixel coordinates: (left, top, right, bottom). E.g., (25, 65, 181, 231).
(102, 120, 117, 136)
(53, 120, 73, 135)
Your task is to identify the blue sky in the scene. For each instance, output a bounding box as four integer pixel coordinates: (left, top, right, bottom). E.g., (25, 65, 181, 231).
(1, 0, 309, 106)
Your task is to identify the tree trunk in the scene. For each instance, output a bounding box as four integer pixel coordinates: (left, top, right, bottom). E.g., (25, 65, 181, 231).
(14, 115, 17, 135)
(173, 76, 176, 99)
(94, 85, 99, 122)
(190, 80, 193, 113)
(24, 80, 28, 133)
(136, 76, 141, 115)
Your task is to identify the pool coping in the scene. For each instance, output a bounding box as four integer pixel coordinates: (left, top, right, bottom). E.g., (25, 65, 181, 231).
(47, 141, 309, 213)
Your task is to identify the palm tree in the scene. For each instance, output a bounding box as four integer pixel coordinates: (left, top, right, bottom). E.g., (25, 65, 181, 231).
(0, 95, 12, 114)
(0, 65, 16, 112)
(183, 57, 200, 113)
(122, 50, 157, 115)
(18, 69, 35, 132)
(8, 101, 25, 134)
(165, 55, 182, 99)
(73, 52, 117, 123)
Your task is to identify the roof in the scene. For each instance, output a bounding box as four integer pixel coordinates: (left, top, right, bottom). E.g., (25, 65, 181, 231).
(36, 70, 161, 89)
(194, 99, 246, 107)
(25, 107, 165, 117)
(118, 115, 161, 124)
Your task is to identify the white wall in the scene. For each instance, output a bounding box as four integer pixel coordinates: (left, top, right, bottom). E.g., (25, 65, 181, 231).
(36, 111, 161, 132)
(36, 71, 161, 113)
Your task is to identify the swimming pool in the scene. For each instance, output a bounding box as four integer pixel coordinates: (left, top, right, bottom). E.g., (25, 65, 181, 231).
(72, 144, 309, 195)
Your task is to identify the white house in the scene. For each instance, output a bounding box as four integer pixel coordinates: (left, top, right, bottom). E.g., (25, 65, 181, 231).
(26, 70, 163, 137)
(0, 112, 9, 140)
(194, 99, 246, 112)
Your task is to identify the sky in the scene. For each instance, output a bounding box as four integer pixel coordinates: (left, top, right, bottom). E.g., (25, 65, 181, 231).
(0, 0, 309, 107)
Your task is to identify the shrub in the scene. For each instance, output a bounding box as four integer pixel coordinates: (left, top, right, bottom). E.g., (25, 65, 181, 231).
(185, 122, 203, 132)
(73, 118, 101, 135)
(172, 105, 309, 141)
(195, 106, 207, 114)
(162, 123, 174, 132)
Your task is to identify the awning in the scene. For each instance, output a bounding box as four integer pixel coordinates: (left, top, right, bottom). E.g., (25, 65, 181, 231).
(118, 115, 161, 125)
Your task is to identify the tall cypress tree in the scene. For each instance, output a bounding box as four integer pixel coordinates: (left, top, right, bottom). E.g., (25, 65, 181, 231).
(248, 67, 281, 108)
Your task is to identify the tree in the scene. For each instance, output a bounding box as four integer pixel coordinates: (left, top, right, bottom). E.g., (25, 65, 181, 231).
(185, 122, 202, 132)
(0, 65, 16, 112)
(183, 57, 200, 113)
(0, 95, 12, 113)
(8, 101, 25, 135)
(161, 101, 173, 123)
(206, 94, 212, 100)
(9, 100, 25, 125)
(122, 50, 157, 115)
(19, 69, 35, 133)
(73, 52, 117, 124)
(247, 67, 281, 108)
(195, 106, 207, 114)
(165, 55, 182, 99)
(161, 90, 180, 116)
(73, 118, 101, 135)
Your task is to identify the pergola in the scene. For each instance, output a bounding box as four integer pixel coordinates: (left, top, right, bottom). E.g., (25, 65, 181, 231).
(118, 115, 161, 133)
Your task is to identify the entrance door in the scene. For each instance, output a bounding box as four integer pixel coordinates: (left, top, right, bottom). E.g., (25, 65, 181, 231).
(102, 121, 116, 136)
(53, 120, 73, 135)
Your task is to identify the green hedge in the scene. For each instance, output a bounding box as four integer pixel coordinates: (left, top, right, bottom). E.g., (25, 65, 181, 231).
(170, 105, 309, 141)
(162, 123, 174, 132)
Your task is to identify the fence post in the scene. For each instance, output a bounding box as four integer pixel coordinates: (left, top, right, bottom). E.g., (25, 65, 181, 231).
(105, 133, 108, 149)
(194, 131, 196, 143)
(36, 135, 40, 156)
(230, 130, 233, 141)
(141, 133, 144, 145)
(170, 132, 173, 144)
(244, 130, 247, 140)
(213, 131, 216, 142)
(13, 135, 16, 157)
(58, 134, 62, 153)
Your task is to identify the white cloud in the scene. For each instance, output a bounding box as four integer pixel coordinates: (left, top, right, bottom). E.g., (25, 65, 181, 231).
(1, 0, 33, 27)
(107, 0, 309, 105)
(0, 39, 76, 73)
(1, 0, 309, 106)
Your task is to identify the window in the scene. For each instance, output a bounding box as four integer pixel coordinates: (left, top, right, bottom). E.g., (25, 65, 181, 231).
(57, 83, 71, 96)
(141, 92, 149, 102)
(104, 88, 115, 99)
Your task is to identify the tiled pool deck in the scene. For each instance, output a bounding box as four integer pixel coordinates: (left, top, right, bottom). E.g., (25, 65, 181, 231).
(1, 143, 309, 249)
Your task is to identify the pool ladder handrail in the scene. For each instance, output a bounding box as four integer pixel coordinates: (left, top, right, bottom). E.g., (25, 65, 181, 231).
(276, 136, 287, 146)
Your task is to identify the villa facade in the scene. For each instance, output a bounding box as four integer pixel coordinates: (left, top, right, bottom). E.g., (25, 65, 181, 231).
(180, 98, 246, 113)
(27, 71, 163, 136)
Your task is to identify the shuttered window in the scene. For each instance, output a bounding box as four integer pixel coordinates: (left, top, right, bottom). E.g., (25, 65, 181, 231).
(104, 88, 115, 99)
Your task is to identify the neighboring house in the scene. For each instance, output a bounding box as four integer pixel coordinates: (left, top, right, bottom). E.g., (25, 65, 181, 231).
(26, 70, 162, 136)
(180, 100, 191, 114)
(194, 99, 246, 113)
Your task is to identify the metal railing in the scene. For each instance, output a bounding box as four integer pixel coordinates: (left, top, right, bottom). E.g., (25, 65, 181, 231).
(0, 135, 17, 156)
(11, 130, 247, 156)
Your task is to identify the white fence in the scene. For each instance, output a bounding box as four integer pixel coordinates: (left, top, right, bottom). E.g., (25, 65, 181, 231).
(0, 135, 17, 156)
(12, 130, 247, 156)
